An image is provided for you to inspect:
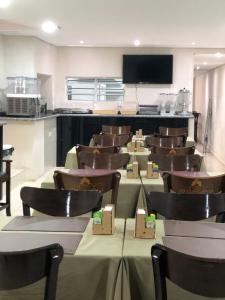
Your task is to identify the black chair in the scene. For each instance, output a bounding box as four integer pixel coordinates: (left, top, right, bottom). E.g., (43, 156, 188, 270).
(21, 187, 102, 217)
(78, 152, 130, 170)
(0, 160, 12, 216)
(147, 192, 225, 222)
(0, 243, 63, 300)
(152, 243, 225, 299)
(148, 154, 202, 171)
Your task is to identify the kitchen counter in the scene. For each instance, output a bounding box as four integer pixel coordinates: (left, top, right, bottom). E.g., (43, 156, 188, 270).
(0, 113, 194, 121)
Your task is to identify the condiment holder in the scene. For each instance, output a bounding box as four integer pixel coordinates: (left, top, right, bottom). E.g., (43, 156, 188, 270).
(92, 205, 115, 235)
(135, 209, 156, 239)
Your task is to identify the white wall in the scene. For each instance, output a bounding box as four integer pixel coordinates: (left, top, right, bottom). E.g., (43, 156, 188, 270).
(194, 64, 225, 164)
(55, 47, 194, 109)
(0, 35, 6, 89)
(0, 36, 195, 110)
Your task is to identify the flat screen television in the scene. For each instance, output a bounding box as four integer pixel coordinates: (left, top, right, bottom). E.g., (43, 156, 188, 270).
(122, 55, 173, 84)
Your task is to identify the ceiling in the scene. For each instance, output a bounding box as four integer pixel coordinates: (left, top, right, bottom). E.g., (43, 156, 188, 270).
(1, 0, 225, 48)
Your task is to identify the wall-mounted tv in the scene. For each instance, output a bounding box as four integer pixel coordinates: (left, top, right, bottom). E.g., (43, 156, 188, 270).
(123, 55, 173, 84)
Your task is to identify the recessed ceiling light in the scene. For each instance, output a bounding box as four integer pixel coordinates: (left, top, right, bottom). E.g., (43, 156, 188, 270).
(0, 0, 11, 8)
(134, 40, 141, 46)
(215, 52, 223, 58)
(196, 66, 200, 70)
(203, 61, 208, 65)
(41, 21, 59, 34)
(191, 42, 196, 46)
(80, 40, 84, 44)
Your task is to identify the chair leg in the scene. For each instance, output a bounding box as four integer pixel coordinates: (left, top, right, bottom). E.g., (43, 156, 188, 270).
(6, 179, 11, 216)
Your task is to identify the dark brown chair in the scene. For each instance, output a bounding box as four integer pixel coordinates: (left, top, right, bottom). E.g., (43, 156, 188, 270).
(163, 171, 225, 193)
(21, 187, 102, 217)
(54, 170, 121, 211)
(146, 136, 185, 148)
(148, 154, 202, 171)
(151, 145, 195, 155)
(159, 126, 188, 137)
(78, 152, 130, 170)
(0, 243, 63, 300)
(76, 144, 119, 168)
(147, 192, 225, 222)
(0, 160, 12, 216)
(102, 125, 131, 134)
(93, 134, 131, 147)
(152, 243, 225, 299)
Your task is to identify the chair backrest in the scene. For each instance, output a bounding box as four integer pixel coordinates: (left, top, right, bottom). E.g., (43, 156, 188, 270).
(148, 154, 202, 171)
(147, 191, 225, 221)
(20, 187, 102, 217)
(76, 144, 118, 154)
(151, 145, 195, 155)
(159, 126, 188, 136)
(0, 243, 63, 300)
(146, 136, 185, 148)
(93, 134, 131, 147)
(102, 125, 131, 134)
(152, 243, 225, 299)
(76, 145, 119, 168)
(53, 170, 121, 210)
(163, 172, 225, 193)
(78, 152, 130, 170)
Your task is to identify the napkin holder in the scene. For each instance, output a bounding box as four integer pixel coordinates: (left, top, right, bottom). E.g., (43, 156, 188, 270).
(93, 205, 115, 235)
(135, 209, 155, 239)
(127, 141, 136, 152)
(127, 161, 139, 179)
(136, 140, 145, 152)
(146, 162, 159, 179)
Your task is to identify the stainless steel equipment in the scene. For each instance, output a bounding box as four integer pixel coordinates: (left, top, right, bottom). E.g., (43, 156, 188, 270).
(54, 108, 92, 114)
(139, 105, 160, 115)
(6, 95, 41, 117)
(5, 76, 45, 117)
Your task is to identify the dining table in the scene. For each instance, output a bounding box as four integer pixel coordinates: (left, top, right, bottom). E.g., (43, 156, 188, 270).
(0, 216, 125, 300)
(0, 216, 225, 299)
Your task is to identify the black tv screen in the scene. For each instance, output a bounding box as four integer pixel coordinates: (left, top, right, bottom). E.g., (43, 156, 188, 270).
(123, 55, 173, 84)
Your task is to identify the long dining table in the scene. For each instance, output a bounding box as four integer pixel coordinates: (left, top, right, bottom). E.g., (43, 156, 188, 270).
(1, 216, 225, 300)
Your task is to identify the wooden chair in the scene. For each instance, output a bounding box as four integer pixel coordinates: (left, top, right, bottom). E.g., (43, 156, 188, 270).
(147, 192, 225, 222)
(151, 145, 195, 155)
(93, 134, 131, 147)
(163, 172, 225, 193)
(78, 152, 130, 170)
(152, 243, 225, 299)
(148, 154, 202, 171)
(0, 160, 12, 216)
(54, 170, 121, 211)
(159, 126, 188, 137)
(76, 144, 119, 168)
(102, 125, 131, 134)
(0, 243, 63, 300)
(21, 187, 102, 217)
(146, 136, 185, 148)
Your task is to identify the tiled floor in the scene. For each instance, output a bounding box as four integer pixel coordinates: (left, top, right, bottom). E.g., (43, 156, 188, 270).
(2, 147, 225, 217)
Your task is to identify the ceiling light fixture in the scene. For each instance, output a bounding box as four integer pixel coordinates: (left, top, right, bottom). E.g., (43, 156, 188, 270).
(134, 40, 141, 46)
(80, 40, 84, 44)
(0, 0, 11, 8)
(191, 42, 196, 46)
(196, 66, 200, 70)
(215, 52, 223, 58)
(41, 21, 59, 34)
(203, 61, 208, 65)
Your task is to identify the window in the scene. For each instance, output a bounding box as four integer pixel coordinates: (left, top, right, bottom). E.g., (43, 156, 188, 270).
(66, 77, 124, 102)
